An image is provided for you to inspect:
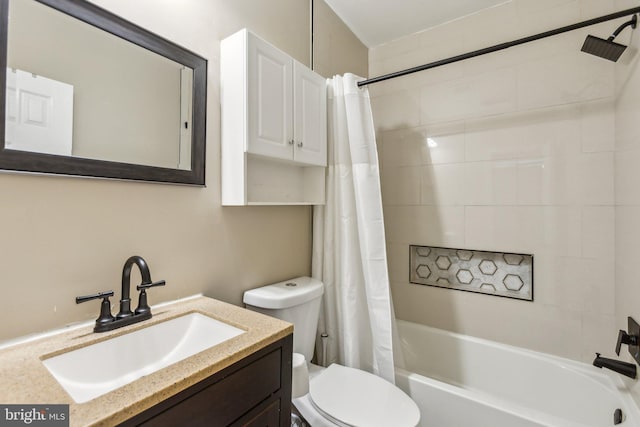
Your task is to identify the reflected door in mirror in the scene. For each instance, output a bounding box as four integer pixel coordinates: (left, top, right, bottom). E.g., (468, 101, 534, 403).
(5, 68, 73, 156)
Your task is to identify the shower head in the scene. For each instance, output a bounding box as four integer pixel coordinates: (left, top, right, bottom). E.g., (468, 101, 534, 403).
(581, 14, 637, 62)
(581, 35, 628, 61)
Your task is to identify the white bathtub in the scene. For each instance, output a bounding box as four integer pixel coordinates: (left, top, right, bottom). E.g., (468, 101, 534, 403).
(395, 320, 640, 427)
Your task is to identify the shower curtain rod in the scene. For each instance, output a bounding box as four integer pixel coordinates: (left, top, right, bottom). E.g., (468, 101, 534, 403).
(357, 6, 640, 87)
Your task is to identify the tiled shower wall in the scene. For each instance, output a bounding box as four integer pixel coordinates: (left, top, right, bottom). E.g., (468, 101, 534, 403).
(614, 0, 640, 405)
(370, 0, 621, 362)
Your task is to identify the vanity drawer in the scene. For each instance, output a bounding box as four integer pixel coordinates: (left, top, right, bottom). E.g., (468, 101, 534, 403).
(122, 334, 292, 427)
(232, 399, 281, 427)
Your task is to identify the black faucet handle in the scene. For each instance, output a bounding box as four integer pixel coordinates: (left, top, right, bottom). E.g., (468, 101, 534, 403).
(75, 290, 114, 304)
(75, 290, 115, 329)
(135, 280, 165, 316)
(616, 329, 638, 355)
(137, 280, 166, 290)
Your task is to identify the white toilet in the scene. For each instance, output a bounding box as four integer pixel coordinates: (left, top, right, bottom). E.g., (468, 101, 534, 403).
(243, 277, 420, 427)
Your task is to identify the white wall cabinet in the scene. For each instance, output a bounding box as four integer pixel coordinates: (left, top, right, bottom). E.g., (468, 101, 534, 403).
(292, 63, 328, 166)
(221, 29, 327, 205)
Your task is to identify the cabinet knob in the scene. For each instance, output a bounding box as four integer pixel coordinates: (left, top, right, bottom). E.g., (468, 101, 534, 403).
(297, 141, 303, 148)
(288, 139, 295, 145)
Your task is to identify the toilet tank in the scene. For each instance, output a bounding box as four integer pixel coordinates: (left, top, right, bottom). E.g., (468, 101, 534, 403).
(243, 277, 324, 361)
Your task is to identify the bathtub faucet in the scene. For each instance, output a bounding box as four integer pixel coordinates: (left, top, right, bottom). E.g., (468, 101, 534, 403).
(592, 353, 637, 379)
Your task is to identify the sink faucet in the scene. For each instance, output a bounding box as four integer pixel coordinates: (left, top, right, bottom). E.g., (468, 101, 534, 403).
(593, 353, 637, 379)
(118, 256, 153, 318)
(76, 255, 165, 332)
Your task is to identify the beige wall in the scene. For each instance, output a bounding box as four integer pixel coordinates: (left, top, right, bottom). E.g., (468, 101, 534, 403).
(0, 0, 366, 341)
(313, 0, 368, 79)
(372, 0, 620, 362)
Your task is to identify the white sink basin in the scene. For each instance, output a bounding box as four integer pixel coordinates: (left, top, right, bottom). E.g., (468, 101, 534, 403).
(42, 313, 245, 403)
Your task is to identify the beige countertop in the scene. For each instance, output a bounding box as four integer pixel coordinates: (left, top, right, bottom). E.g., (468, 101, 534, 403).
(0, 296, 293, 426)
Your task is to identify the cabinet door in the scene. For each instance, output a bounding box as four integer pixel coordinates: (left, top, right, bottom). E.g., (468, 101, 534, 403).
(293, 62, 327, 166)
(247, 34, 293, 160)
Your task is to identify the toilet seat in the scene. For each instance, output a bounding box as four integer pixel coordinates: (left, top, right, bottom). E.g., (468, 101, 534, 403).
(308, 364, 420, 427)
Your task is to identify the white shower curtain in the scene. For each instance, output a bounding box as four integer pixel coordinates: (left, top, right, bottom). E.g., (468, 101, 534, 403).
(312, 73, 396, 384)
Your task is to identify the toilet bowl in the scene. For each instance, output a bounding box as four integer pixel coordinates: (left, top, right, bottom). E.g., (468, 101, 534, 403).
(243, 277, 420, 427)
(294, 362, 420, 427)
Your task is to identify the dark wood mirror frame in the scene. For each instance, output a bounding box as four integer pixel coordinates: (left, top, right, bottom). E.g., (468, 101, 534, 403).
(0, 0, 207, 185)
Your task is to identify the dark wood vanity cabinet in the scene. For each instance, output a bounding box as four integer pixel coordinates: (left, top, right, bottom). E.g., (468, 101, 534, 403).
(120, 334, 293, 427)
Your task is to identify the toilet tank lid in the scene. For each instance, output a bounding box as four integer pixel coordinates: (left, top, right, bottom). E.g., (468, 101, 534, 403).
(243, 277, 324, 309)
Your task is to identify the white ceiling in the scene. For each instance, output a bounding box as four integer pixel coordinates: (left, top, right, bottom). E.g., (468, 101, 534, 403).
(323, 0, 510, 48)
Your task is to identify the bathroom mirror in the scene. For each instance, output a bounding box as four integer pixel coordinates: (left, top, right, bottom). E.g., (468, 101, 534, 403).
(0, 0, 207, 185)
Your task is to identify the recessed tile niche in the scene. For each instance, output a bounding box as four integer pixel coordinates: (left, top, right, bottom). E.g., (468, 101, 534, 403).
(409, 245, 533, 301)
